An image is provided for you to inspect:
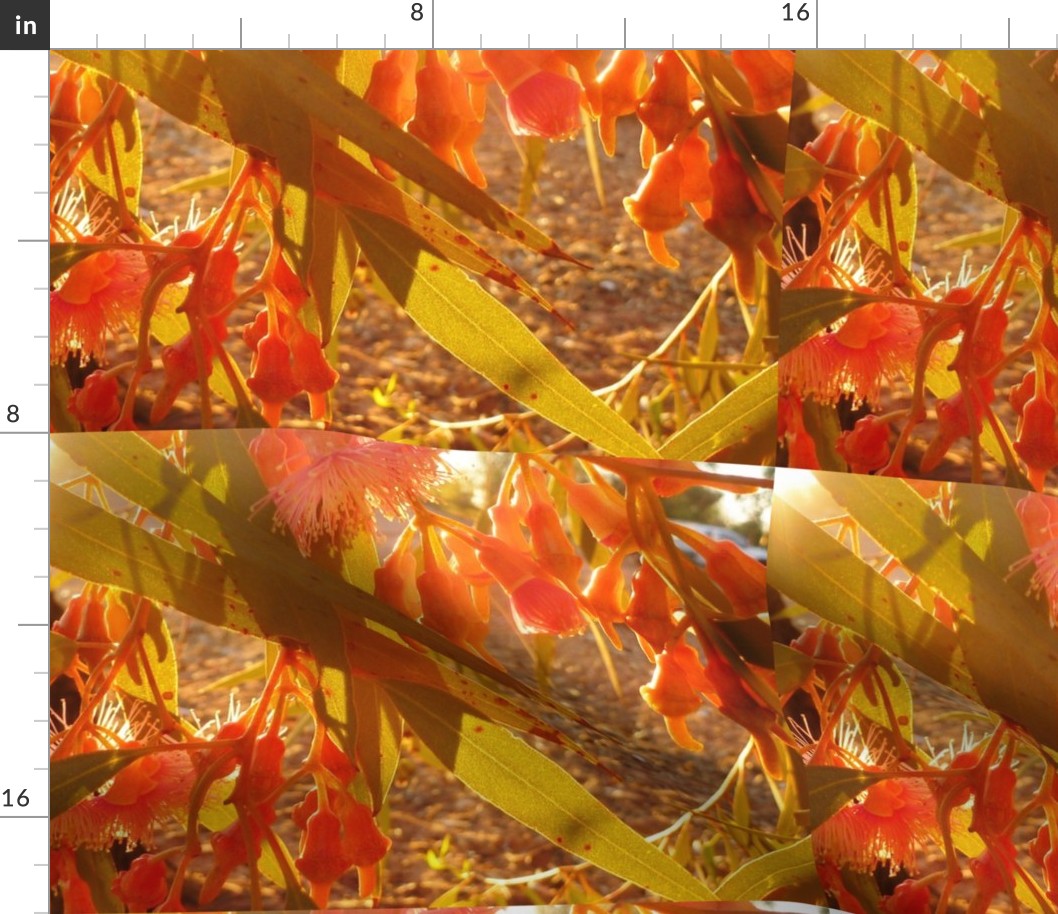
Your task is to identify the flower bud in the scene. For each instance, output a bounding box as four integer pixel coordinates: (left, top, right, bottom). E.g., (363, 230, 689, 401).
(68, 370, 121, 431)
(408, 51, 464, 170)
(508, 577, 584, 636)
(837, 414, 892, 474)
(636, 51, 693, 165)
(624, 143, 686, 268)
(113, 854, 169, 911)
(287, 320, 339, 420)
(626, 561, 678, 652)
(640, 638, 706, 750)
(365, 50, 419, 179)
(596, 50, 646, 155)
(247, 332, 302, 427)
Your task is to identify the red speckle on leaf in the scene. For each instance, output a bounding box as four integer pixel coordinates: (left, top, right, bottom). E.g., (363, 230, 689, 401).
(428, 264, 440, 272)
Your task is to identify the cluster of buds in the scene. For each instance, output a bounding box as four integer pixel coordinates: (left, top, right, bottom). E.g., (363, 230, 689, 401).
(243, 275, 339, 427)
(364, 49, 786, 280)
(368, 452, 772, 757)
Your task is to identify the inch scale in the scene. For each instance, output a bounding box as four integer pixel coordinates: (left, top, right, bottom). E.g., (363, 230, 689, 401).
(5, 0, 1058, 910)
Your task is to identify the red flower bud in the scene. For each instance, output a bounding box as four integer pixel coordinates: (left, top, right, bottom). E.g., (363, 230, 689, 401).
(68, 370, 121, 431)
(837, 414, 892, 474)
(113, 854, 169, 911)
(247, 332, 302, 427)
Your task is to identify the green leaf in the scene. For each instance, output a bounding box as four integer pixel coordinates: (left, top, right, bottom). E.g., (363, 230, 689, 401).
(732, 110, 791, 174)
(774, 641, 815, 694)
(658, 364, 776, 460)
(345, 207, 658, 457)
(816, 472, 1058, 750)
(518, 135, 548, 213)
(52, 746, 163, 816)
(384, 680, 715, 901)
(950, 481, 1032, 582)
(50, 483, 261, 636)
(114, 601, 179, 715)
(778, 290, 880, 356)
(61, 50, 232, 142)
(934, 224, 1004, 250)
(854, 141, 916, 270)
(715, 836, 818, 898)
(50, 630, 78, 683)
(351, 679, 403, 814)
(80, 73, 143, 221)
(315, 142, 563, 321)
(74, 848, 123, 913)
(768, 487, 977, 698)
(50, 365, 80, 432)
(344, 621, 599, 766)
(206, 53, 315, 281)
(803, 765, 888, 830)
(939, 50, 1058, 230)
(50, 242, 110, 283)
(783, 144, 825, 201)
(796, 51, 1004, 203)
(849, 660, 914, 746)
(307, 201, 357, 344)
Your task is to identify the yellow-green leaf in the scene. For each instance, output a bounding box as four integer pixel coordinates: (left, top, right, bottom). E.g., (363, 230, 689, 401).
(816, 472, 1058, 750)
(659, 364, 776, 460)
(769, 486, 977, 699)
(384, 680, 715, 901)
(345, 207, 658, 457)
(715, 836, 818, 898)
(804, 766, 888, 830)
(52, 746, 163, 816)
(783, 144, 825, 201)
(779, 290, 880, 356)
(796, 51, 1004, 202)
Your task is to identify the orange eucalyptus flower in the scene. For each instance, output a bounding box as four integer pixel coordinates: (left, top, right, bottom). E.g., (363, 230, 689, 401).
(636, 51, 694, 165)
(364, 49, 418, 180)
(780, 302, 921, 406)
(809, 719, 937, 875)
(51, 247, 148, 364)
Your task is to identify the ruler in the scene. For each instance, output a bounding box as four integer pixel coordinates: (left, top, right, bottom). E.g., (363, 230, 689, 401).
(6, 1, 1058, 911)
(46, 0, 1058, 50)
